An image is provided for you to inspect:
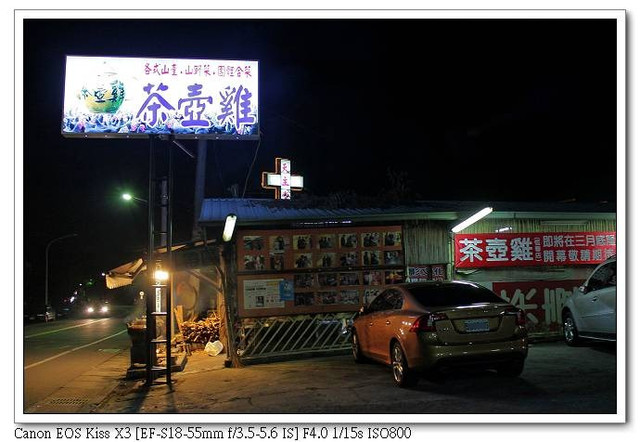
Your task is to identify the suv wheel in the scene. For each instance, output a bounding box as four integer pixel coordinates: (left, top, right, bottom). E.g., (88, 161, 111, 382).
(563, 312, 581, 346)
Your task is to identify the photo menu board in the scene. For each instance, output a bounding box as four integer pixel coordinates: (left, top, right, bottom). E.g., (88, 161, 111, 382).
(236, 226, 404, 318)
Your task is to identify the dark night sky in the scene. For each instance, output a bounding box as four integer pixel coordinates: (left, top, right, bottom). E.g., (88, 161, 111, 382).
(22, 18, 618, 306)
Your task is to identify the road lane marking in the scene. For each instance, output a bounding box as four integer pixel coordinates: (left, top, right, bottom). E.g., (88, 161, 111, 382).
(25, 319, 110, 339)
(24, 329, 128, 370)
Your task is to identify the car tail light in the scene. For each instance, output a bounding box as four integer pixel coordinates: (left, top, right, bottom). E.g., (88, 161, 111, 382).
(504, 306, 526, 326)
(410, 312, 448, 332)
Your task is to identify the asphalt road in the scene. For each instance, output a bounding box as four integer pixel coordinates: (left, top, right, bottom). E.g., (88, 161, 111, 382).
(22, 308, 134, 409)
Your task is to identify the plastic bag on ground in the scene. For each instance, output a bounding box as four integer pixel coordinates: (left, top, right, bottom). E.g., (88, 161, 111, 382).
(204, 340, 224, 356)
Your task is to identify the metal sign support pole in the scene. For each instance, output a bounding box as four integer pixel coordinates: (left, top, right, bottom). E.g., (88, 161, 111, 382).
(166, 139, 174, 386)
(146, 135, 156, 386)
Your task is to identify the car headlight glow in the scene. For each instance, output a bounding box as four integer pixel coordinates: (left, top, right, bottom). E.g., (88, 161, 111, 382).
(87, 307, 94, 313)
(100, 306, 109, 313)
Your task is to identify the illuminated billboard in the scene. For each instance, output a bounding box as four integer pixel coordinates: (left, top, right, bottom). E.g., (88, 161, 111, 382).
(62, 56, 259, 140)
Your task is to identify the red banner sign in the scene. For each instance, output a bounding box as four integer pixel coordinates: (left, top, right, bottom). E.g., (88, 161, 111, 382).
(492, 280, 584, 332)
(454, 231, 616, 268)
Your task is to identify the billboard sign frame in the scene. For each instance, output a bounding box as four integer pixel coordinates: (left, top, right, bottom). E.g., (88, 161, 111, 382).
(61, 55, 260, 140)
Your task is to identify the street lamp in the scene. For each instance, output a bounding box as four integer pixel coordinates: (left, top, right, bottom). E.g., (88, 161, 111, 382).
(45, 233, 78, 308)
(122, 193, 148, 204)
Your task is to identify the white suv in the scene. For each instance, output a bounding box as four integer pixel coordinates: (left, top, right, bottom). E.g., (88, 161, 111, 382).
(562, 256, 616, 345)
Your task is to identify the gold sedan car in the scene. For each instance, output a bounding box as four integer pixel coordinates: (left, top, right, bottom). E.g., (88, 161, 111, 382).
(351, 281, 528, 387)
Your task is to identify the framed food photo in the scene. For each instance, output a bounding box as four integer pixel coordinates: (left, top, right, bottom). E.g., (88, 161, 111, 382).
(318, 291, 338, 305)
(293, 234, 313, 250)
(363, 270, 383, 286)
(339, 233, 358, 248)
(270, 234, 289, 252)
(361, 232, 380, 247)
(385, 269, 405, 284)
(243, 235, 265, 251)
(294, 253, 313, 269)
(383, 250, 404, 265)
(294, 273, 315, 289)
(339, 251, 359, 267)
(317, 234, 336, 250)
(317, 273, 338, 287)
(316, 252, 336, 268)
(339, 272, 360, 286)
(339, 290, 360, 305)
(294, 292, 316, 307)
(383, 231, 402, 247)
(362, 250, 381, 266)
(269, 252, 285, 271)
(243, 254, 266, 271)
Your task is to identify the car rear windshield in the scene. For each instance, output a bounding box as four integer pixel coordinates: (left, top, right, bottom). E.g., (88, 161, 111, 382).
(409, 283, 505, 308)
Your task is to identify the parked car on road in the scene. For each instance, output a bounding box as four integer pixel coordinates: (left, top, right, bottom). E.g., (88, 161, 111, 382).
(24, 304, 56, 322)
(350, 281, 528, 387)
(562, 255, 616, 346)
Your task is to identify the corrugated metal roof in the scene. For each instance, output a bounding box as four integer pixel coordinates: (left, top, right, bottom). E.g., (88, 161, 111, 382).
(198, 198, 616, 226)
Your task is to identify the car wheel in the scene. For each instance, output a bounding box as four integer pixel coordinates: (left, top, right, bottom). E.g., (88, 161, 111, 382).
(497, 359, 525, 377)
(351, 332, 365, 363)
(391, 342, 418, 388)
(563, 312, 582, 346)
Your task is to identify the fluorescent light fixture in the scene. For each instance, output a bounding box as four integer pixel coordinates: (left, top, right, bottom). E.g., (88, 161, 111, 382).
(451, 207, 493, 233)
(496, 226, 512, 233)
(223, 213, 238, 242)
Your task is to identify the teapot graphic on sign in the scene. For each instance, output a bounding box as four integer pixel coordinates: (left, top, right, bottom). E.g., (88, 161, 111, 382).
(79, 62, 125, 113)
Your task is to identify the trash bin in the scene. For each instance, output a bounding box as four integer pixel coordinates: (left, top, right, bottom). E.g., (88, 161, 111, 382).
(127, 319, 147, 365)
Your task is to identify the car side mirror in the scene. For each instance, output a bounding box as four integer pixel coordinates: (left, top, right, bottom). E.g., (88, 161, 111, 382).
(579, 285, 589, 294)
(358, 305, 368, 316)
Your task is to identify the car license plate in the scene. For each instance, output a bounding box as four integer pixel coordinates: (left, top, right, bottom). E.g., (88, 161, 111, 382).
(464, 318, 490, 333)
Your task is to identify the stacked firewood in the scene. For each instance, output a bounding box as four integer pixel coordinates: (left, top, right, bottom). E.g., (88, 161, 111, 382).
(181, 313, 221, 344)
